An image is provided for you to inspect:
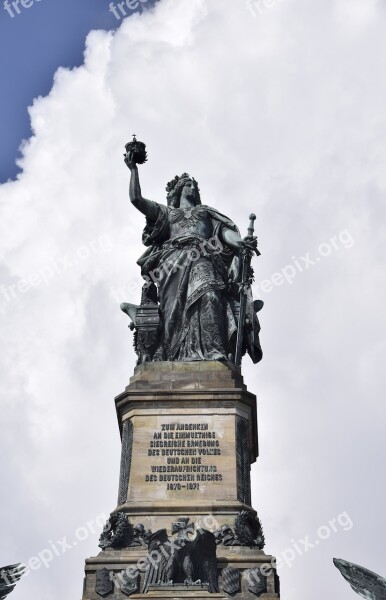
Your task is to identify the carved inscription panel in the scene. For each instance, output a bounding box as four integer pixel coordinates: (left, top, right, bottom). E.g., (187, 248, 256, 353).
(127, 413, 237, 503)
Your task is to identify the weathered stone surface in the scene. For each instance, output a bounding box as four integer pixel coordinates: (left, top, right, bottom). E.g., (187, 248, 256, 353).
(83, 548, 280, 599)
(116, 362, 257, 462)
(127, 361, 246, 391)
(81, 362, 280, 599)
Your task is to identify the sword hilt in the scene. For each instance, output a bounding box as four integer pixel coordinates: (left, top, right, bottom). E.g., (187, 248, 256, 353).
(247, 213, 256, 238)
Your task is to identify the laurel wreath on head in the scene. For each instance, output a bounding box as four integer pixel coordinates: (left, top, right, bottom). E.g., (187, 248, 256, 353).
(165, 173, 201, 207)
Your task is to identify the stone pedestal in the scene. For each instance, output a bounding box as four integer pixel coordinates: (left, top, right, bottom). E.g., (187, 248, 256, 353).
(81, 362, 280, 599)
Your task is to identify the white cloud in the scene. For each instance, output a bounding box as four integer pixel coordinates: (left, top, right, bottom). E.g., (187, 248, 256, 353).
(334, 0, 380, 34)
(1, 0, 386, 598)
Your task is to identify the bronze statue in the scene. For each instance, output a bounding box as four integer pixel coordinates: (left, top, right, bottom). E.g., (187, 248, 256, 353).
(122, 138, 263, 365)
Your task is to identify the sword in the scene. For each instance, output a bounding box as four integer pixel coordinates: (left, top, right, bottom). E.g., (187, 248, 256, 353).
(235, 213, 257, 367)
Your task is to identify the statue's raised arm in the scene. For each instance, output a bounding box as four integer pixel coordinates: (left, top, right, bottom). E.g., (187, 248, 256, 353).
(124, 137, 160, 222)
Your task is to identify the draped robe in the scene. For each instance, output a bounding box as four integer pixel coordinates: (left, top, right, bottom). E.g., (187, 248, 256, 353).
(137, 203, 262, 363)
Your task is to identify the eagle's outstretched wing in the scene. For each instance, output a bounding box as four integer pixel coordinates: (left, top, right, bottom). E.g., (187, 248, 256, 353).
(142, 529, 171, 593)
(0, 564, 26, 599)
(191, 530, 219, 593)
(334, 558, 386, 600)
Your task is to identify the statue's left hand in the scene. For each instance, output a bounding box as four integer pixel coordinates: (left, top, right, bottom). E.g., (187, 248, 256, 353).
(239, 236, 258, 254)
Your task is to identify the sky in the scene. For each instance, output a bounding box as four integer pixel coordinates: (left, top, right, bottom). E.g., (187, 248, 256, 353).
(0, 0, 156, 182)
(0, 0, 386, 599)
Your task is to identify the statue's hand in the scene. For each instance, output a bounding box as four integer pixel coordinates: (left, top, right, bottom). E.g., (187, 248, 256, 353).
(124, 150, 137, 171)
(239, 236, 258, 254)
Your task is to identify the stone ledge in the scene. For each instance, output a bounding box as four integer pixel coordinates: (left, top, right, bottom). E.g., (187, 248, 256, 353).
(84, 551, 274, 567)
(82, 596, 277, 600)
(114, 499, 255, 514)
(128, 361, 245, 391)
(82, 596, 278, 600)
(143, 590, 226, 599)
(117, 389, 254, 402)
(133, 361, 241, 373)
(127, 380, 246, 391)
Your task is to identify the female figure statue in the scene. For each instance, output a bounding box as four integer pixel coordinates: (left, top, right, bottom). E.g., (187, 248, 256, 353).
(124, 149, 262, 364)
